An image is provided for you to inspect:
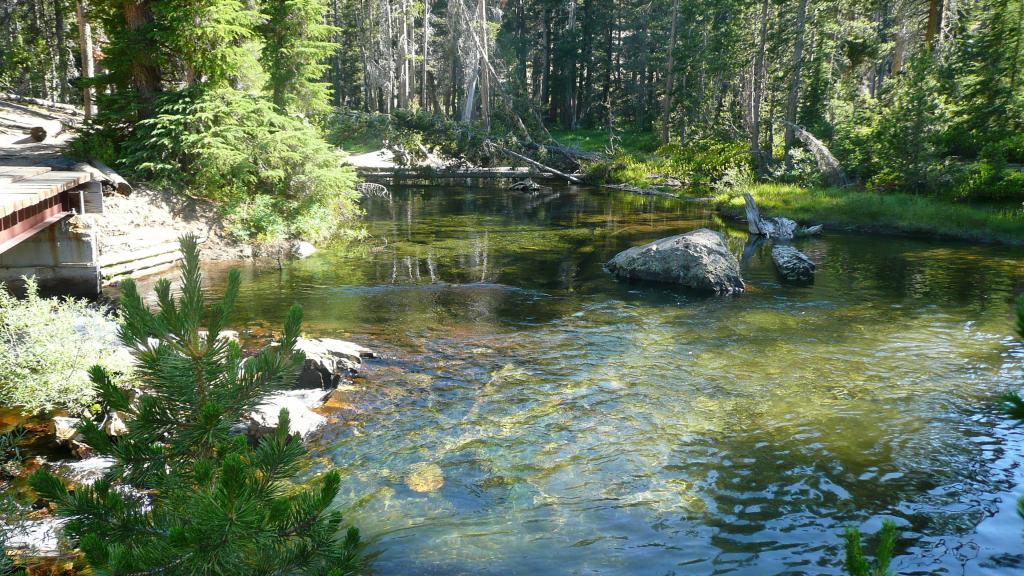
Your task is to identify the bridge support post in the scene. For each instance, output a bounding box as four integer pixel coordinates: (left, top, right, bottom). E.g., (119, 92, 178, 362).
(0, 214, 101, 296)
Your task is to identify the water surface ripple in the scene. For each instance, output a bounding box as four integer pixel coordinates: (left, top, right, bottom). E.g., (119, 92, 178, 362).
(206, 186, 1024, 575)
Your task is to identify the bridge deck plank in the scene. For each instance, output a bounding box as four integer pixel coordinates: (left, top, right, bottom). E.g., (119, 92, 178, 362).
(0, 170, 90, 219)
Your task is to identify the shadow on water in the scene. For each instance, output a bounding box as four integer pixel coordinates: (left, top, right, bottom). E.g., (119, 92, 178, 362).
(195, 184, 1024, 575)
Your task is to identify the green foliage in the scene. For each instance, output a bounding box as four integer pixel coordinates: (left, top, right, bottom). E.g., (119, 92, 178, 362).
(868, 55, 946, 193)
(957, 0, 1024, 146)
(28, 235, 366, 576)
(844, 521, 897, 576)
(0, 427, 26, 479)
(546, 128, 660, 154)
(262, 0, 337, 116)
(0, 278, 132, 415)
(91, 87, 360, 242)
(586, 139, 751, 193)
(68, 0, 355, 244)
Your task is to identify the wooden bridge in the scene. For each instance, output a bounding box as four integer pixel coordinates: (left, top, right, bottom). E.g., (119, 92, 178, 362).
(0, 165, 102, 295)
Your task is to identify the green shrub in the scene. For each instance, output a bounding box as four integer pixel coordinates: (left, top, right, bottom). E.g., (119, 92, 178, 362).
(0, 278, 132, 415)
(29, 236, 366, 575)
(589, 139, 750, 193)
(75, 87, 361, 242)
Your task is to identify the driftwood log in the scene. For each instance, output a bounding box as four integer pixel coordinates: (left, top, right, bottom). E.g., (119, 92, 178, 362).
(89, 159, 132, 195)
(743, 192, 821, 239)
(28, 126, 47, 142)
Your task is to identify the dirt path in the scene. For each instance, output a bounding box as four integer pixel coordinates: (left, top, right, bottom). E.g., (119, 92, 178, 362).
(0, 98, 247, 263)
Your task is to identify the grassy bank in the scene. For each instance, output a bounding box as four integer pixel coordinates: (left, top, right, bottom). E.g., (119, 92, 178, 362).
(716, 184, 1024, 245)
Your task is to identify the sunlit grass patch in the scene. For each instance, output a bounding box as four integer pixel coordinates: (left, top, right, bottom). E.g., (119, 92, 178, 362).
(716, 184, 1024, 245)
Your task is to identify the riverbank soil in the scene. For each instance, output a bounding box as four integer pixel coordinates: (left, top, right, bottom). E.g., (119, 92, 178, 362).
(0, 98, 247, 264)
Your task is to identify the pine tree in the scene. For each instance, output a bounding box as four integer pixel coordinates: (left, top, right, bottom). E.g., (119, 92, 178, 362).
(959, 0, 1024, 144)
(261, 0, 337, 116)
(29, 235, 365, 576)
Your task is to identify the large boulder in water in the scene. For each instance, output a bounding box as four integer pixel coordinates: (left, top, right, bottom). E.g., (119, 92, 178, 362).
(605, 228, 745, 294)
(772, 245, 815, 282)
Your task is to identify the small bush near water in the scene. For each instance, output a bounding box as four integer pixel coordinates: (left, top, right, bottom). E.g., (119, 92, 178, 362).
(0, 279, 131, 415)
(29, 235, 366, 575)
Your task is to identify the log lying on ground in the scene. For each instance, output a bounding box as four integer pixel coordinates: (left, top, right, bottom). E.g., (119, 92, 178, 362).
(0, 92, 82, 115)
(89, 158, 132, 195)
(72, 162, 111, 188)
(495, 145, 583, 184)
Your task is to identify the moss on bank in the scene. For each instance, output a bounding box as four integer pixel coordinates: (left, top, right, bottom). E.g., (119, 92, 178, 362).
(716, 184, 1024, 245)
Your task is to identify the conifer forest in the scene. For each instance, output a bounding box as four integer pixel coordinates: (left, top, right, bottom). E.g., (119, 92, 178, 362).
(1, 0, 1024, 574)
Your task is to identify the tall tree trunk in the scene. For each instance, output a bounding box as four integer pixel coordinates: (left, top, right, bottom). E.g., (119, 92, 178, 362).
(541, 8, 552, 121)
(397, 0, 409, 108)
(420, 0, 429, 108)
(750, 0, 770, 173)
(660, 0, 679, 144)
(603, 3, 613, 130)
(123, 0, 161, 116)
(563, 0, 577, 128)
(55, 0, 70, 102)
(925, 0, 942, 50)
(783, 0, 809, 168)
(478, 0, 490, 128)
(75, 0, 95, 119)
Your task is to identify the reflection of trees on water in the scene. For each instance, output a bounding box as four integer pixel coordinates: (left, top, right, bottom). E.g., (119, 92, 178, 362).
(374, 232, 493, 285)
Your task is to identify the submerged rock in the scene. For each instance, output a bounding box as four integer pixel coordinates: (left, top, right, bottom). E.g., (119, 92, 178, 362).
(605, 228, 745, 294)
(406, 462, 445, 493)
(772, 245, 816, 282)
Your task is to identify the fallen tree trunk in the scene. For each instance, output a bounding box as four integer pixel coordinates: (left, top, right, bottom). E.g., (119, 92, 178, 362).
(73, 161, 112, 189)
(0, 92, 82, 115)
(777, 120, 849, 186)
(89, 159, 132, 195)
(495, 145, 583, 184)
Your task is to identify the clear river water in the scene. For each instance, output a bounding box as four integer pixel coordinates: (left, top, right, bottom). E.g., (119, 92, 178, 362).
(203, 185, 1024, 575)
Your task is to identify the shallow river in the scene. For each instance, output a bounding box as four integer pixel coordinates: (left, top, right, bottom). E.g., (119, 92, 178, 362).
(207, 185, 1024, 575)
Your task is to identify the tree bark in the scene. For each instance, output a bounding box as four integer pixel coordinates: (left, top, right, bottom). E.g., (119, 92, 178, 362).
(478, 0, 490, 128)
(750, 0, 770, 173)
(783, 0, 808, 168)
(123, 0, 161, 116)
(660, 0, 679, 144)
(925, 0, 943, 50)
(420, 0, 429, 108)
(75, 0, 95, 119)
(398, 0, 409, 108)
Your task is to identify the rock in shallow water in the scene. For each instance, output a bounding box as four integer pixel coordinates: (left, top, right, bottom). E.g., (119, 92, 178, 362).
(772, 245, 816, 282)
(246, 388, 331, 439)
(605, 228, 745, 294)
(406, 462, 445, 493)
(294, 337, 375, 389)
